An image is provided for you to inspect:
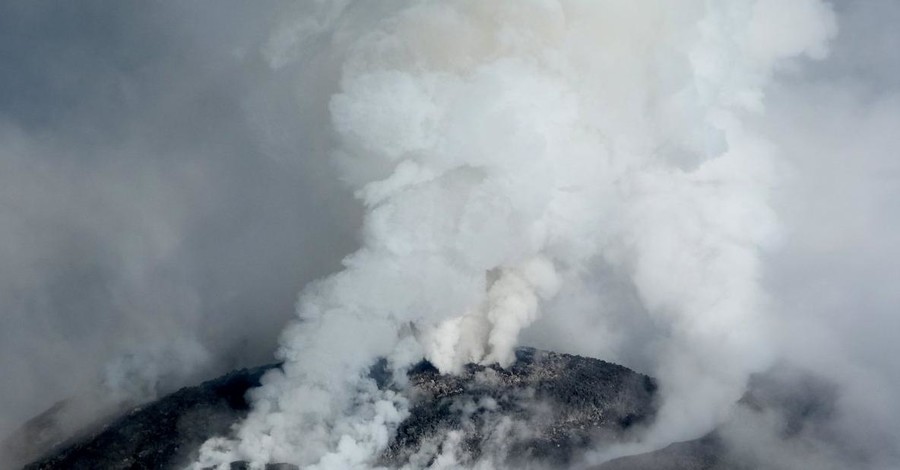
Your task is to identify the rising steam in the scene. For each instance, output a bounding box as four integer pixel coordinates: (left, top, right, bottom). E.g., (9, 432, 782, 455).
(192, 1, 838, 468)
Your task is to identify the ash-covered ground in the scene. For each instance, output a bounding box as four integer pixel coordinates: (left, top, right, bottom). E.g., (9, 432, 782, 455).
(379, 348, 657, 468)
(17, 348, 835, 470)
(21, 348, 657, 469)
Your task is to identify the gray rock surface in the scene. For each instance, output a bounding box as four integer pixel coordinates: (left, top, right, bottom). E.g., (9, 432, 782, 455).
(23, 364, 278, 470)
(24, 348, 825, 469)
(380, 348, 657, 467)
(24, 348, 659, 469)
(592, 435, 725, 470)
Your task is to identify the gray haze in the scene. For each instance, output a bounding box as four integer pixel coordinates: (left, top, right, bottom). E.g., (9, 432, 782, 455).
(1, 1, 900, 469)
(0, 1, 361, 440)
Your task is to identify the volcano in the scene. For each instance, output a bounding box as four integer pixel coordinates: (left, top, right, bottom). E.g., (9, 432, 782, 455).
(18, 348, 824, 470)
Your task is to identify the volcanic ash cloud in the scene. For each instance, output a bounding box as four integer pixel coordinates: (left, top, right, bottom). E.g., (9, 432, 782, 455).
(196, 1, 836, 468)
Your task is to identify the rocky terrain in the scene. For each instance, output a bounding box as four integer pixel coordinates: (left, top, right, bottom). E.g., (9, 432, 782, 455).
(17, 348, 831, 469)
(379, 348, 657, 468)
(20, 348, 659, 469)
(20, 364, 278, 470)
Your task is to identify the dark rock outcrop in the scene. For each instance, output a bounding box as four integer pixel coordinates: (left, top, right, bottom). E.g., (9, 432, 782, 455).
(24, 349, 829, 469)
(593, 435, 725, 470)
(381, 348, 657, 467)
(24, 348, 657, 469)
(24, 364, 278, 470)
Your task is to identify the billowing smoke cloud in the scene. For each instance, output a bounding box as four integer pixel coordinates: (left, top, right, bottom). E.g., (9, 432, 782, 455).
(4, 1, 900, 470)
(192, 1, 843, 468)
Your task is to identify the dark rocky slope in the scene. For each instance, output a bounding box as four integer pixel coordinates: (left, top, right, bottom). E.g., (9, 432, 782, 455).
(23, 348, 658, 469)
(23, 365, 278, 470)
(21, 349, 831, 469)
(380, 348, 657, 467)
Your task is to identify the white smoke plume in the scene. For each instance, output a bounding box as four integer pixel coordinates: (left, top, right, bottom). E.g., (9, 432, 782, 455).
(5, 1, 900, 469)
(193, 1, 840, 468)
